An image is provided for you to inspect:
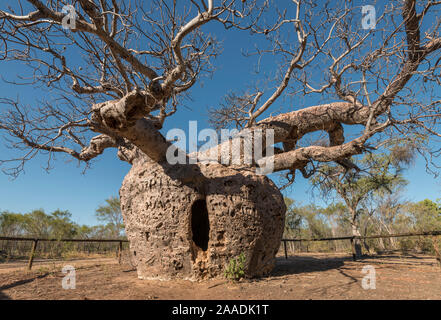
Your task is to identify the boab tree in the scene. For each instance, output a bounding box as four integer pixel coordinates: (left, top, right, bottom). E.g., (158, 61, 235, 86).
(1, 0, 441, 280)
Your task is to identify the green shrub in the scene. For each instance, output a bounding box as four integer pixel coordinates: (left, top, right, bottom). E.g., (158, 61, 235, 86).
(224, 252, 246, 281)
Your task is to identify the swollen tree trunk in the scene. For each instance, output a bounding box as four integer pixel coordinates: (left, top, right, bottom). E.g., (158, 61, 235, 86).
(119, 156, 286, 280)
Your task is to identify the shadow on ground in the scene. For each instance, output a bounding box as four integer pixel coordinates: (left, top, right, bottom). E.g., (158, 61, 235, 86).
(0, 273, 49, 300)
(268, 253, 437, 277)
(356, 253, 438, 267)
(270, 255, 349, 277)
(269, 252, 439, 278)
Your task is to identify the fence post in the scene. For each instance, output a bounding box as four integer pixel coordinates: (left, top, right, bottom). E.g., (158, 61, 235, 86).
(283, 240, 288, 259)
(350, 237, 357, 261)
(27, 239, 38, 271)
(118, 241, 123, 264)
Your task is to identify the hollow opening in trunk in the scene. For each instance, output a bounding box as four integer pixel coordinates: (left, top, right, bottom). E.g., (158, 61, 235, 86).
(191, 199, 210, 251)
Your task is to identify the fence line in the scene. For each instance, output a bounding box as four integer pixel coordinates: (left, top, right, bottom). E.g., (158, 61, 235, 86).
(0, 236, 129, 242)
(0, 236, 129, 270)
(281, 230, 441, 262)
(2, 231, 441, 271)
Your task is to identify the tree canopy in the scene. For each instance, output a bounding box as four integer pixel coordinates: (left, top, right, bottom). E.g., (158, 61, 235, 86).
(0, 0, 440, 184)
(0, 197, 125, 239)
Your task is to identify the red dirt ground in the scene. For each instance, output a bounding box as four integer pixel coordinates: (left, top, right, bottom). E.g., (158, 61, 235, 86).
(0, 252, 440, 300)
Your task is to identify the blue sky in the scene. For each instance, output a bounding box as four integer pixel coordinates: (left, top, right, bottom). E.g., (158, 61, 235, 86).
(1, 1, 440, 226)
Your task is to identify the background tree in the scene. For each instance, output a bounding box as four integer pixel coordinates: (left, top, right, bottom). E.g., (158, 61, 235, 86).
(49, 210, 79, 239)
(364, 188, 408, 250)
(283, 198, 335, 252)
(311, 147, 411, 257)
(0, 211, 25, 237)
(95, 196, 124, 238)
(0, 206, 127, 259)
(21, 209, 54, 238)
(0, 202, 124, 239)
(405, 199, 441, 251)
(320, 202, 349, 252)
(283, 198, 302, 238)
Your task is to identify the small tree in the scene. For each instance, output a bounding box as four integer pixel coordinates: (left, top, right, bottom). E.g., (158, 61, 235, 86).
(50, 209, 78, 239)
(0, 211, 25, 237)
(320, 203, 349, 252)
(405, 199, 441, 252)
(283, 198, 302, 239)
(22, 209, 53, 238)
(364, 188, 408, 251)
(311, 148, 411, 258)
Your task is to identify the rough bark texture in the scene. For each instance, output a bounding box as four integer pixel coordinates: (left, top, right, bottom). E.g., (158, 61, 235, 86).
(119, 158, 286, 280)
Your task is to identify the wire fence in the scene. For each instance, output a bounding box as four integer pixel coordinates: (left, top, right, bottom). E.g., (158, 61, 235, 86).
(281, 230, 441, 265)
(2, 231, 441, 271)
(0, 236, 129, 270)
